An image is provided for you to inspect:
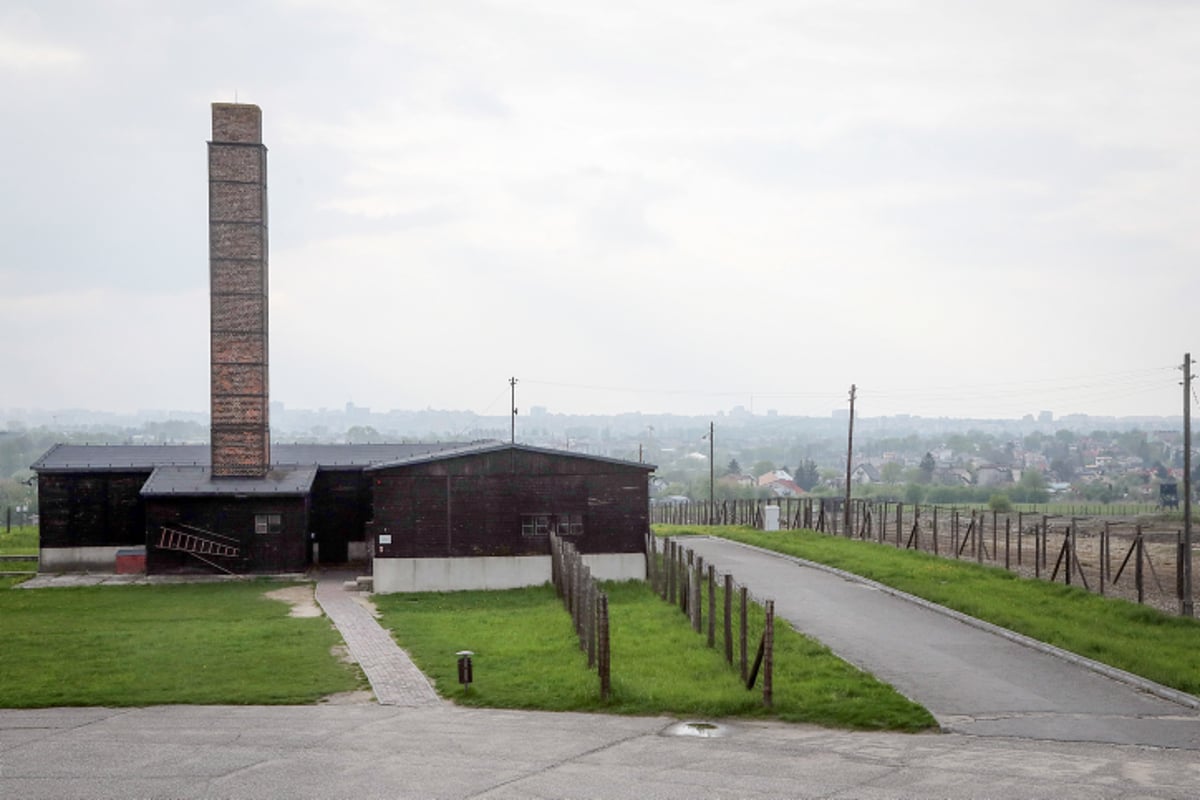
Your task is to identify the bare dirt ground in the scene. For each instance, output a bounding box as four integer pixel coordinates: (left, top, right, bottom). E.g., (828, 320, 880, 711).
(265, 584, 323, 617)
(264, 583, 376, 704)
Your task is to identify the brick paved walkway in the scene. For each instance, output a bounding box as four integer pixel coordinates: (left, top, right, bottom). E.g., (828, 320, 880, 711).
(314, 576, 442, 707)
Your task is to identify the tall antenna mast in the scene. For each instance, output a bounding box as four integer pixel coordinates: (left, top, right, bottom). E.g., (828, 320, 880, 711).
(509, 377, 518, 444)
(1183, 354, 1193, 617)
(844, 384, 856, 532)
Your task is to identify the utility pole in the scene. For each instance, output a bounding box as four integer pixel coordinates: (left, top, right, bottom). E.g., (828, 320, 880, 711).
(1183, 354, 1194, 617)
(709, 421, 715, 518)
(509, 377, 518, 444)
(844, 384, 856, 532)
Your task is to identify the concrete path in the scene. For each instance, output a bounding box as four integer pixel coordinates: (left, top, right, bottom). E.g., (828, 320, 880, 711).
(5, 704, 1200, 799)
(313, 575, 440, 707)
(681, 536, 1200, 749)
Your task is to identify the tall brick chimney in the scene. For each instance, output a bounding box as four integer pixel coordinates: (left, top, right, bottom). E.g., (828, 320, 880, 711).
(208, 103, 270, 477)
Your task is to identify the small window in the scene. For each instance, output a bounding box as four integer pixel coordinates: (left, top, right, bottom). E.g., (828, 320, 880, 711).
(255, 513, 282, 535)
(559, 513, 584, 536)
(521, 514, 553, 537)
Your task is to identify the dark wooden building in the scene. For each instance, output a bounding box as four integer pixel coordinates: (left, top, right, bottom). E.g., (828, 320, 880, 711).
(31, 443, 474, 574)
(367, 442, 653, 592)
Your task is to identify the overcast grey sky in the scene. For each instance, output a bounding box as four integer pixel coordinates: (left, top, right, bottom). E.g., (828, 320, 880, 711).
(2, 1, 1197, 420)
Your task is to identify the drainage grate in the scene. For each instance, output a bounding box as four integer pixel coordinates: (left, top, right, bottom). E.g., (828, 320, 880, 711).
(662, 721, 728, 738)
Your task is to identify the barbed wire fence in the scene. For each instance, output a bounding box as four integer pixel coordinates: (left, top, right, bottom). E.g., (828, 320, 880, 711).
(651, 497, 1195, 615)
(645, 533, 775, 708)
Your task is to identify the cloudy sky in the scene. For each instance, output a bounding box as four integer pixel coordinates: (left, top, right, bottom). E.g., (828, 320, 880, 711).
(3, 1, 1198, 420)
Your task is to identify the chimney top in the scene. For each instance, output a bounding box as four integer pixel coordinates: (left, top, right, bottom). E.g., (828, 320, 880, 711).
(211, 103, 262, 144)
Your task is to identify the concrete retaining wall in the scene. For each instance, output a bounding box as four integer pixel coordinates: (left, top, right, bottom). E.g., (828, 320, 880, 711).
(39, 546, 120, 572)
(373, 552, 646, 593)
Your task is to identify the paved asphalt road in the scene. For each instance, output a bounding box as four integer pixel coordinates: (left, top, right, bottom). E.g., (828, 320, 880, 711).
(681, 536, 1200, 749)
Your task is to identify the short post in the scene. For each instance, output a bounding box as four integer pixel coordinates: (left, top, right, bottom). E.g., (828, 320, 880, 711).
(456, 650, 474, 692)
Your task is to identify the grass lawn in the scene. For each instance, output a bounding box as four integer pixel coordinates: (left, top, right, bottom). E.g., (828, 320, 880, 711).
(0, 525, 38, 573)
(374, 581, 935, 731)
(657, 524, 1200, 697)
(0, 581, 360, 707)
(0, 524, 38, 554)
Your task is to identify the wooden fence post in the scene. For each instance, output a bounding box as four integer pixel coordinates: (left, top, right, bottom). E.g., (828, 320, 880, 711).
(932, 505, 938, 556)
(587, 582, 597, 667)
(739, 585, 748, 682)
(707, 565, 716, 648)
(1005, 516, 1011, 570)
(1178, 531, 1185, 609)
(723, 573, 733, 664)
(763, 600, 774, 709)
(1041, 515, 1049, 574)
(666, 539, 675, 604)
(1017, 512, 1023, 566)
(1099, 525, 1106, 596)
(646, 533, 656, 594)
(598, 593, 611, 701)
(693, 556, 703, 633)
(1136, 526, 1144, 604)
(992, 510, 998, 562)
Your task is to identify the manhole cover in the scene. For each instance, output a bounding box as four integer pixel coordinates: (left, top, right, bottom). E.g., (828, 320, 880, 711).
(662, 720, 728, 738)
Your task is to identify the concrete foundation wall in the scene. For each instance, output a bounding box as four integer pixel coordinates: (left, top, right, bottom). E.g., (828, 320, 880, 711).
(373, 552, 646, 593)
(40, 546, 120, 572)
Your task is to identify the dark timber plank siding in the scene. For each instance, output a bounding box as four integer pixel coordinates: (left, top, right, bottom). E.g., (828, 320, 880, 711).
(38, 472, 148, 549)
(145, 496, 308, 574)
(367, 448, 650, 559)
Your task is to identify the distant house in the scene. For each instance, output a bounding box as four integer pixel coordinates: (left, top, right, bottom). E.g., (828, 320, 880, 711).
(851, 464, 881, 485)
(756, 469, 793, 487)
(718, 473, 756, 490)
(765, 479, 805, 498)
(933, 467, 972, 487)
(975, 465, 1012, 487)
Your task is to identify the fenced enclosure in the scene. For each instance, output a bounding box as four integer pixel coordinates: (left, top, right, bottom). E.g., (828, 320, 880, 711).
(652, 497, 1198, 616)
(645, 533, 775, 707)
(549, 533, 610, 699)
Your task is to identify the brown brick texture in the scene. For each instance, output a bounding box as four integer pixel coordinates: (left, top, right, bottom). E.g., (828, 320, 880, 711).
(209, 103, 270, 477)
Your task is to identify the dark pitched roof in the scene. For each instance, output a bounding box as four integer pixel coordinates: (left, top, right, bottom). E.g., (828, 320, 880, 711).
(366, 442, 656, 472)
(31, 442, 494, 472)
(140, 466, 318, 497)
